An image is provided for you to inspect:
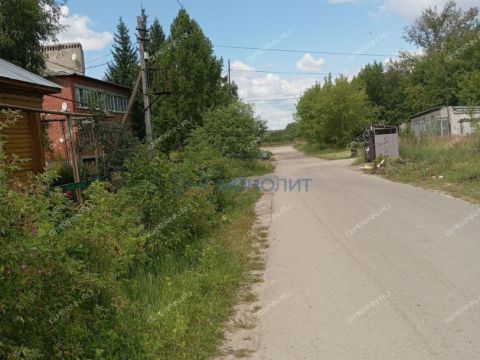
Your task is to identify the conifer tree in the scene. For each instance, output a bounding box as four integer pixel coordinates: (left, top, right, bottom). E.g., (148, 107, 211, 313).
(149, 18, 166, 56)
(105, 17, 138, 87)
(151, 9, 236, 151)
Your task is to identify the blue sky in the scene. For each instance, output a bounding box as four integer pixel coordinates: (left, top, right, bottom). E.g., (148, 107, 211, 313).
(54, 0, 478, 129)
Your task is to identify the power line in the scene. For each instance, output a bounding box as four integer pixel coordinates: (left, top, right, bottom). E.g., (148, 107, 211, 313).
(85, 61, 112, 70)
(214, 44, 396, 57)
(244, 97, 299, 103)
(231, 69, 345, 76)
(85, 53, 112, 64)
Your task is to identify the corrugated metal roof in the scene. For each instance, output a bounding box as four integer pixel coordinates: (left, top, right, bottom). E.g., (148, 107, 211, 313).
(0, 58, 61, 90)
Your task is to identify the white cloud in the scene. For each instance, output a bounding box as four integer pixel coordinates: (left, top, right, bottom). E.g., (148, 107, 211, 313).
(231, 60, 255, 72)
(296, 53, 326, 72)
(52, 6, 113, 51)
(231, 60, 318, 130)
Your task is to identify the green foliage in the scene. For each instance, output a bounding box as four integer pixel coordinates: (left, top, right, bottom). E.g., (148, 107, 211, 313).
(404, 0, 479, 54)
(189, 102, 267, 160)
(0, 0, 64, 74)
(105, 17, 139, 88)
(264, 123, 298, 145)
(458, 69, 480, 106)
(74, 108, 140, 178)
(0, 172, 145, 358)
(151, 9, 237, 151)
(296, 75, 375, 146)
(399, 1, 480, 113)
(354, 61, 410, 125)
(149, 17, 166, 55)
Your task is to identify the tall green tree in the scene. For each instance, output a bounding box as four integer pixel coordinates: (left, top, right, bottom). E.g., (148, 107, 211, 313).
(354, 61, 410, 125)
(404, 0, 479, 54)
(401, 2, 480, 112)
(149, 18, 166, 56)
(296, 76, 375, 146)
(151, 9, 236, 151)
(140, 6, 150, 51)
(105, 17, 138, 87)
(0, 0, 64, 74)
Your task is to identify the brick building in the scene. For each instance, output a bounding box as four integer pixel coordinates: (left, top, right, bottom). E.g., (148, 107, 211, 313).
(42, 73, 133, 164)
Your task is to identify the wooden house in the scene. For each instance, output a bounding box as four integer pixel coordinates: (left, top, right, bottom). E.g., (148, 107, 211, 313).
(0, 58, 61, 180)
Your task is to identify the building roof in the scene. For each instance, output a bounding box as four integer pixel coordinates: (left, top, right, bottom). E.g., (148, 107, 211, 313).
(409, 106, 443, 120)
(48, 72, 132, 92)
(0, 58, 61, 93)
(410, 105, 480, 120)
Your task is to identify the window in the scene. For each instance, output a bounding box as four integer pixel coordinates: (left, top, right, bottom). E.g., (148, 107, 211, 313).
(74, 86, 129, 113)
(106, 93, 128, 113)
(74, 86, 105, 110)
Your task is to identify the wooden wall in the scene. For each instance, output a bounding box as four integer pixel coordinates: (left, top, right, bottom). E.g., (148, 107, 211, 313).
(0, 90, 45, 180)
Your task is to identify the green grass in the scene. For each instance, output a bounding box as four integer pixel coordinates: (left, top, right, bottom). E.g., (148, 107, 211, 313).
(374, 133, 480, 204)
(121, 190, 261, 359)
(237, 159, 275, 177)
(295, 142, 354, 160)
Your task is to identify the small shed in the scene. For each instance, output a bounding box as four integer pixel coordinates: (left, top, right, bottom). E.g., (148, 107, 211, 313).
(0, 58, 61, 180)
(354, 125, 399, 162)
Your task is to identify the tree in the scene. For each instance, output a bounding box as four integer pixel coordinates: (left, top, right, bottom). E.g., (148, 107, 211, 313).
(404, 0, 479, 54)
(296, 76, 375, 146)
(0, 0, 64, 74)
(188, 103, 265, 160)
(354, 61, 411, 125)
(151, 9, 236, 151)
(458, 70, 480, 106)
(105, 17, 138, 88)
(140, 6, 150, 51)
(149, 18, 166, 56)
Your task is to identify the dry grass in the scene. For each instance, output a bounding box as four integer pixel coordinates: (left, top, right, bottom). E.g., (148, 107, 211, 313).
(376, 132, 480, 204)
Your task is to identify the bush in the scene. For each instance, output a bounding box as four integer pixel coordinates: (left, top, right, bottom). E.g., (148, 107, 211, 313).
(122, 144, 235, 259)
(0, 174, 146, 358)
(189, 102, 267, 160)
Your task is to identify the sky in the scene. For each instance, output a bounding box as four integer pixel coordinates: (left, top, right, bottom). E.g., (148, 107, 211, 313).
(52, 0, 479, 130)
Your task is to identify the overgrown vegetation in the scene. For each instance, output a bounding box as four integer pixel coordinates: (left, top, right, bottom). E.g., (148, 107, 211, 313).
(263, 123, 297, 146)
(373, 132, 480, 203)
(0, 107, 271, 358)
(296, 75, 375, 147)
(295, 142, 353, 160)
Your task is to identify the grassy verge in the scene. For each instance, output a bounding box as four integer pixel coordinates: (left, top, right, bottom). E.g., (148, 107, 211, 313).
(295, 142, 354, 160)
(373, 133, 480, 204)
(123, 190, 262, 359)
(238, 159, 275, 177)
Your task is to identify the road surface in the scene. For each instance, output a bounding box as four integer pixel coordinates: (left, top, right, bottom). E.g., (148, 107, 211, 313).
(254, 145, 480, 360)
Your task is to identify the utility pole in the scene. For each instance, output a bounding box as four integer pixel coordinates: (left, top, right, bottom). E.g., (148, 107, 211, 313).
(137, 15, 154, 160)
(228, 59, 232, 99)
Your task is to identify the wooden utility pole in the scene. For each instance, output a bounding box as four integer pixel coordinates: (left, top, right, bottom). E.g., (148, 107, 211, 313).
(122, 72, 142, 124)
(66, 114, 83, 204)
(137, 15, 154, 160)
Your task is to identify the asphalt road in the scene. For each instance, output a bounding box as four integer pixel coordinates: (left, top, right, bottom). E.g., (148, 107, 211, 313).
(254, 145, 480, 360)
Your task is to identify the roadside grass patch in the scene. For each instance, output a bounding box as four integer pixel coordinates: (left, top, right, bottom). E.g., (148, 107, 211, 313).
(121, 190, 261, 359)
(375, 133, 480, 204)
(296, 142, 353, 160)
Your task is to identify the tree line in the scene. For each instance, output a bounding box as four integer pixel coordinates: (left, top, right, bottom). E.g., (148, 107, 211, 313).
(296, 0, 480, 147)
